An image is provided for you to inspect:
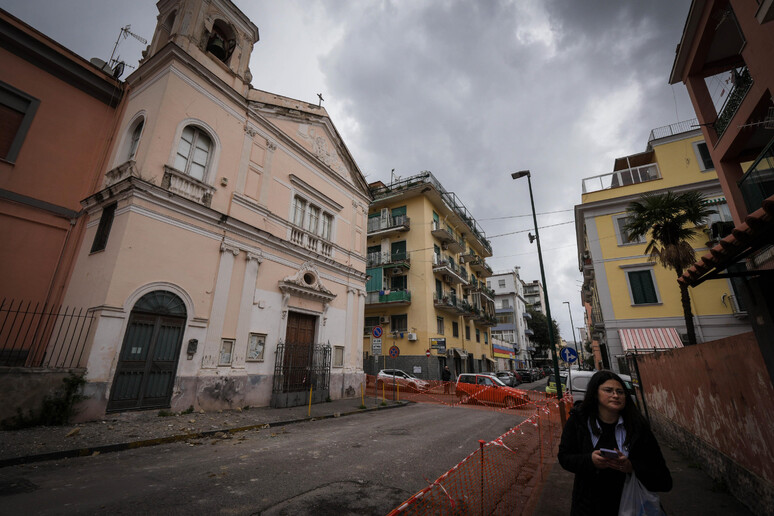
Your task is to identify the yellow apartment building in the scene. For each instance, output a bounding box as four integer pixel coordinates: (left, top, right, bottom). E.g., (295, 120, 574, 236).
(363, 172, 496, 380)
(575, 120, 751, 372)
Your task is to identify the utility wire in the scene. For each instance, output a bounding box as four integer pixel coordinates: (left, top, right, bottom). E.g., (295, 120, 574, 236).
(479, 209, 574, 221)
(487, 220, 574, 238)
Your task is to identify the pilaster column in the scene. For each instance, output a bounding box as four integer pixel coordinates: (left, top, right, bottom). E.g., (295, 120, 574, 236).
(201, 242, 240, 368)
(231, 251, 263, 368)
(258, 138, 277, 207)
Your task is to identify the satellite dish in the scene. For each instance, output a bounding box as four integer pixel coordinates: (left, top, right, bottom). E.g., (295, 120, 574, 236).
(112, 61, 125, 79)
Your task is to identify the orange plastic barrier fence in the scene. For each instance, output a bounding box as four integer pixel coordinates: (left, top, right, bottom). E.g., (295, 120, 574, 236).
(365, 374, 571, 516)
(363, 374, 560, 415)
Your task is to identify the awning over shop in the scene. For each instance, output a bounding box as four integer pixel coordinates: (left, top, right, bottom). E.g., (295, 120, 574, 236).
(619, 328, 683, 352)
(449, 348, 468, 359)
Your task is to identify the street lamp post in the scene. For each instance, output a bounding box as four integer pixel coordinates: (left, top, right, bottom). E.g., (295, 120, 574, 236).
(563, 301, 581, 368)
(511, 170, 566, 424)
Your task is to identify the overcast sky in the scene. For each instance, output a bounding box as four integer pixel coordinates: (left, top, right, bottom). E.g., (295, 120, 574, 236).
(2, 0, 698, 345)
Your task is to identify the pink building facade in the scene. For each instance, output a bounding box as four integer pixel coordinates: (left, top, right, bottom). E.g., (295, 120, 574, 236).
(0, 10, 123, 368)
(2, 0, 370, 421)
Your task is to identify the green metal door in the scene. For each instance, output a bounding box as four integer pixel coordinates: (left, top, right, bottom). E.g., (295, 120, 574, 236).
(107, 291, 186, 412)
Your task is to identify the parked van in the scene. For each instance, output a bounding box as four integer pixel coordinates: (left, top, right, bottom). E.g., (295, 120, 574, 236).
(565, 370, 636, 405)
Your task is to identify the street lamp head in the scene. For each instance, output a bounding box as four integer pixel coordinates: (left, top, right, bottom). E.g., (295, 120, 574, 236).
(511, 170, 530, 180)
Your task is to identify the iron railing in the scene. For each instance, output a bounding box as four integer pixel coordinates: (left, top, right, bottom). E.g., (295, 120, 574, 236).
(0, 299, 94, 368)
(648, 118, 699, 142)
(369, 171, 492, 255)
(738, 136, 774, 214)
(272, 341, 331, 394)
(715, 67, 753, 138)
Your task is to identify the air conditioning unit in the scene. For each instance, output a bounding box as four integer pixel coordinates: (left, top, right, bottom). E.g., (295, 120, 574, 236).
(407, 333, 417, 341)
(390, 268, 402, 275)
(380, 316, 390, 324)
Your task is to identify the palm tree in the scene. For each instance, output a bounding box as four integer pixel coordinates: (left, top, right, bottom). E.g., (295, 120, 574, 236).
(624, 191, 715, 345)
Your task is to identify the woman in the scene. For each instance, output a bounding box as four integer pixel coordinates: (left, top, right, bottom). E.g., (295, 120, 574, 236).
(558, 370, 672, 515)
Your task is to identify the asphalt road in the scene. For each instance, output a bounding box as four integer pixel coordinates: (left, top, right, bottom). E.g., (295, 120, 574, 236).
(0, 403, 527, 515)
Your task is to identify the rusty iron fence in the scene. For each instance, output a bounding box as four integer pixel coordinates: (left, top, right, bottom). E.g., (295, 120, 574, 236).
(271, 341, 331, 408)
(0, 299, 94, 369)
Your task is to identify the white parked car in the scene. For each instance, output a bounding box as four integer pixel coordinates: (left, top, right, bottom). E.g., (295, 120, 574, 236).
(376, 369, 430, 392)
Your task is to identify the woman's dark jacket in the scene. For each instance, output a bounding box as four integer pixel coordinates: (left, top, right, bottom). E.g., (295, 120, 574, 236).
(558, 408, 672, 515)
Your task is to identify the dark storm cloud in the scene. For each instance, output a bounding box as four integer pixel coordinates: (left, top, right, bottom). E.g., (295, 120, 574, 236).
(317, 0, 695, 336)
(0, 0, 697, 341)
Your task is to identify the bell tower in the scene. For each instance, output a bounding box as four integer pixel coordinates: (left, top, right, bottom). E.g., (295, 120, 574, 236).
(143, 0, 259, 86)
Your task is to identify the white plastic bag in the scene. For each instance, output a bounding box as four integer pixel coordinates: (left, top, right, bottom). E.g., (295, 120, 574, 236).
(619, 473, 665, 516)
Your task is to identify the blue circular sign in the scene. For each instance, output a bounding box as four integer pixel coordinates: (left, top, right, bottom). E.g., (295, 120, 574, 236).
(389, 345, 400, 358)
(560, 347, 578, 363)
(372, 326, 383, 338)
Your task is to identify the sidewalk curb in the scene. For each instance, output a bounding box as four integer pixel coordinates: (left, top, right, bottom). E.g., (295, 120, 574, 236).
(0, 401, 411, 469)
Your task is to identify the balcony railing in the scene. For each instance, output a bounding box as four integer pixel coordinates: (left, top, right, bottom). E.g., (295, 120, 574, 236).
(468, 256, 493, 277)
(162, 165, 216, 207)
(290, 226, 333, 257)
(715, 67, 753, 139)
(434, 291, 465, 313)
(433, 254, 468, 285)
(366, 290, 411, 305)
(648, 118, 699, 142)
(582, 163, 661, 194)
(367, 214, 410, 234)
(367, 250, 410, 268)
(431, 221, 466, 253)
(739, 136, 774, 214)
(369, 171, 492, 255)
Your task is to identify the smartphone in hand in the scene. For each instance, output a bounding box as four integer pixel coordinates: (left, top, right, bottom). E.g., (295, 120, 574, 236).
(599, 448, 619, 459)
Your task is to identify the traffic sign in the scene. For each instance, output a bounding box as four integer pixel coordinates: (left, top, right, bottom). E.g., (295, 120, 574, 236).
(389, 345, 400, 358)
(372, 326, 383, 338)
(560, 347, 578, 363)
(372, 338, 382, 355)
(425, 350, 431, 357)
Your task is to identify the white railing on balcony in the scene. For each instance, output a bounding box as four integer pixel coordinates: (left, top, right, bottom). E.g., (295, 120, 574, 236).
(582, 163, 661, 194)
(290, 226, 332, 257)
(162, 165, 216, 207)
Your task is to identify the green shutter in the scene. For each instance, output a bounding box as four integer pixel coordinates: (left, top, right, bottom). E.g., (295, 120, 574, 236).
(629, 270, 657, 304)
(391, 240, 407, 261)
(366, 268, 382, 292)
(391, 206, 407, 217)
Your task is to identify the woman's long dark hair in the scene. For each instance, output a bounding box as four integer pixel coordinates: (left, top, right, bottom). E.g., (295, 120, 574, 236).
(577, 370, 644, 445)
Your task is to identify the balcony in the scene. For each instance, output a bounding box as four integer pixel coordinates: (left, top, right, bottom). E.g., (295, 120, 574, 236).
(714, 67, 753, 139)
(468, 256, 493, 277)
(367, 214, 410, 237)
(433, 255, 468, 285)
(434, 291, 465, 314)
(524, 328, 534, 336)
(466, 284, 494, 304)
(459, 251, 476, 263)
(365, 290, 411, 306)
(290, 226, 333, 257)
(431, 221, 465, 253)
(367, 250, 411, 269)
(522, 312, 531, 320)
(369, 171, 492, 255)
(162, 165, 216, 207)
(739, 136, 774, 214)
(582, 163, 661, 194)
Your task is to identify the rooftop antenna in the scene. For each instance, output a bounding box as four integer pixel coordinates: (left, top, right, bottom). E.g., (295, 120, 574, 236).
(109, 24, 148, 70)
